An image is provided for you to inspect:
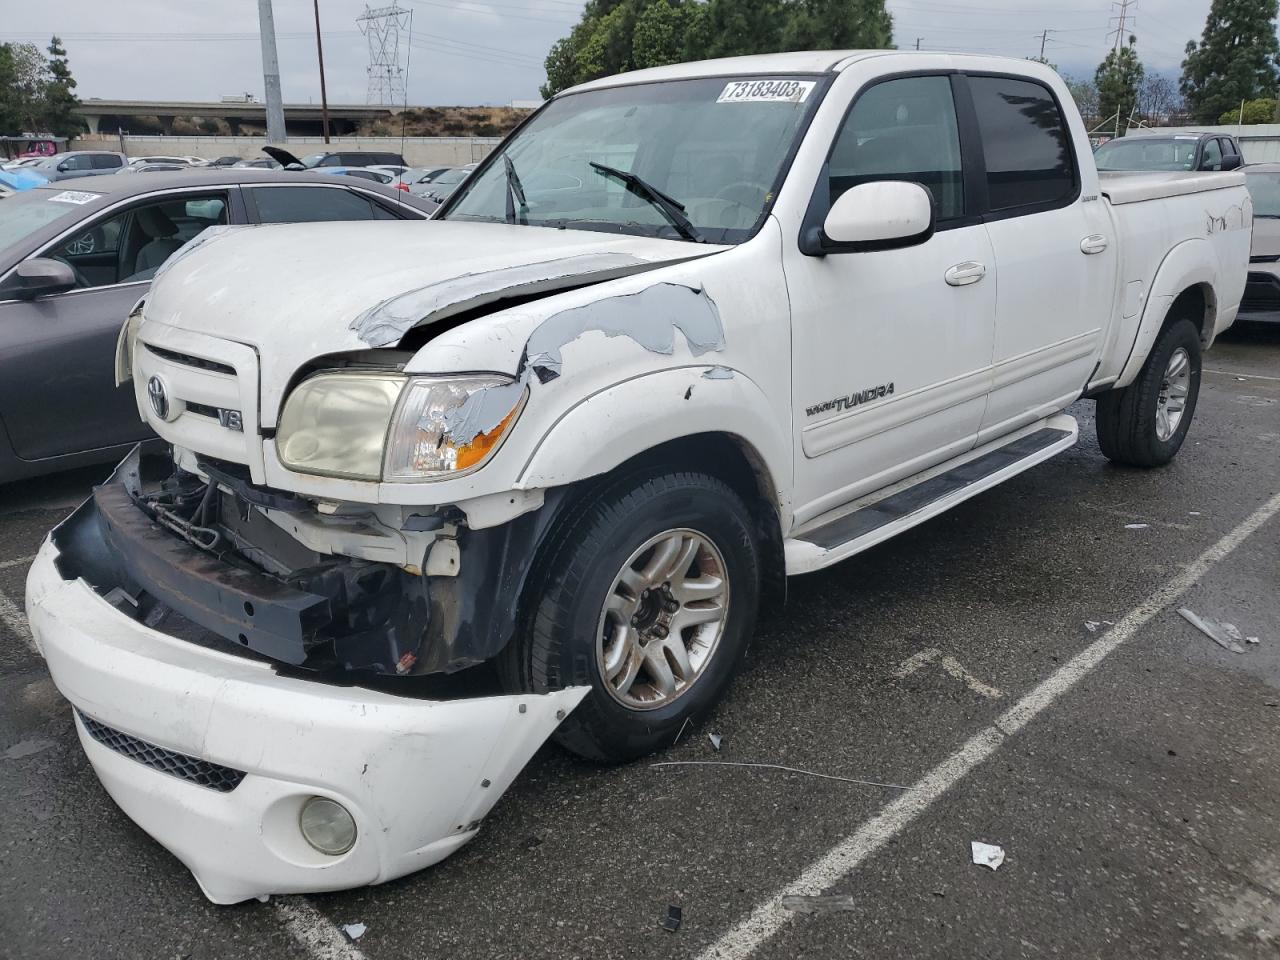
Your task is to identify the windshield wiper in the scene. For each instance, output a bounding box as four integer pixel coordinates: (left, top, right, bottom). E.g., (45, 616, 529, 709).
(588, 161, 704, 243)
(503, 155, 528, 225)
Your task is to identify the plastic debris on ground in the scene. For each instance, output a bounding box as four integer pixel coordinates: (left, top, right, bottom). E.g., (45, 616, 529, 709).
(780, 894, 857, 914)
(1124, 523, 1150, 530)
(1084, 620, 1115, 633)
(342, 923, 367, 941)
(1178, 608, 1246, 654)
(708, 733, 723, 751)
(660, 905, 682, 932)
(970, 841, 1005, 870)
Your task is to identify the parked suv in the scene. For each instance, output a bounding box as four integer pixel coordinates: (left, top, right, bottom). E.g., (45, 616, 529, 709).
(1241, 161, 1280, 323)
(28, 150, 127, 180)
(1094, 131, 1244, 172)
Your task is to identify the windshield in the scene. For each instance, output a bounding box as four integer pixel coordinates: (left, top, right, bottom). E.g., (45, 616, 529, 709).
(445, 75, 823, 243)
(1246, 171, 1280, 217)
(301, 153, 328, 168)
(1094, 137, 1199, 171)
(433, 168, 467, 185)
(0, 188, 95, 252)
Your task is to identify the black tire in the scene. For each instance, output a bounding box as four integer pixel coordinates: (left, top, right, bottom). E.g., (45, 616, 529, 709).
(1095, 318, 1202, 467)
(501, 469, 760, 762)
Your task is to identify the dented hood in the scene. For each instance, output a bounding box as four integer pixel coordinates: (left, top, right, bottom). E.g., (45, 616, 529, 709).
(144, 219, 713, 398)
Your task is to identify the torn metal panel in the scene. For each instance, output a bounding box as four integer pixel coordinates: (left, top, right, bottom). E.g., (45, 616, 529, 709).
(522, 282, 725, 383)
(348, 253, 657, 348)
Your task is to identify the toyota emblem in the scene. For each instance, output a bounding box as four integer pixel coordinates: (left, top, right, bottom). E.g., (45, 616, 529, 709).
(147, 375, 171, 421)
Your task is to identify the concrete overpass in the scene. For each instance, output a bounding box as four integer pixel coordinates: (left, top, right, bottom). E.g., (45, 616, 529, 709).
(75, 99, 400, 137)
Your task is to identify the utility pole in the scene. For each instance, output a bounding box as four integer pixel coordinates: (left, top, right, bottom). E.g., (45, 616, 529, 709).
(313, 0, 331, 143)
(1038, 28, 1056, 61)
(915, 37, 922, 50)
(257, 0, 287, 143)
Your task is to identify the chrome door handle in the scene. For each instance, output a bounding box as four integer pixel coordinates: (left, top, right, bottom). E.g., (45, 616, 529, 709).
(944, 261, 986, 286)
(1080, 234, 1109, 255)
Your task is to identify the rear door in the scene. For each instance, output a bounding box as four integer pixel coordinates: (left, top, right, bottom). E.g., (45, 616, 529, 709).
(243, 183, 420, 221)
(968, 73, 1117, 441)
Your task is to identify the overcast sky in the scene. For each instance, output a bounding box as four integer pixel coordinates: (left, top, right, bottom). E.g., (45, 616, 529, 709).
(1, 1, 1238, 106)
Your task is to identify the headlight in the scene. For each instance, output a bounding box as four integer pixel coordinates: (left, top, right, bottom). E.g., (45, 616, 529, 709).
(275, 372, 524, 481)
(383, 376, 525, 480)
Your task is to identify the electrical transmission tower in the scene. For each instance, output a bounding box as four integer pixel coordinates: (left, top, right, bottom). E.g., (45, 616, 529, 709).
(1107, 0, 1136, 54)
(357, 3, 411, 105)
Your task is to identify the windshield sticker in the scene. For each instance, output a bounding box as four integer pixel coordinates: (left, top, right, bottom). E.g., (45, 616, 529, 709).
(48, 190, 100, 205)
(717, 79, 816, 104)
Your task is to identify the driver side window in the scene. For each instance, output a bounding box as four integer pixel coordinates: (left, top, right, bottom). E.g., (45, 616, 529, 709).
(827, 75, 965, 222)
(1201, 137, 1223, 171)
(43, 193, 228, 290)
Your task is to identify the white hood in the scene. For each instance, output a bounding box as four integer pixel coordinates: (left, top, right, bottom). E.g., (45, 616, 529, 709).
(144, 218, 709, 397)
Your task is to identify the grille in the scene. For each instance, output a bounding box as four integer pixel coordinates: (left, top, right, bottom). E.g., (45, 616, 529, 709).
(77, 711, 246, 793)
(144, 343, 237, 376)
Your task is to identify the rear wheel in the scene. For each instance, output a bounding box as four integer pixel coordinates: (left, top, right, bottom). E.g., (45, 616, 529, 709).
(1096, 318, 1202, 467)
(502, 470, 760, 762)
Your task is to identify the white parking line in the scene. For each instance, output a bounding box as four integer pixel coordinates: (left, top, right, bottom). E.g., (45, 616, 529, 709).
(272, 897, 368, 960)
(1204, 367, 1280, 383)
(0, 588, 35, 653)
(0, 554, 36, 571)
(698, 489, 1280, 960)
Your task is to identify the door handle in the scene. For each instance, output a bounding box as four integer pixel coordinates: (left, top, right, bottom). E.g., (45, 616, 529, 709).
(944, 261, 986, 286)
(1080, 234, 1109, 255)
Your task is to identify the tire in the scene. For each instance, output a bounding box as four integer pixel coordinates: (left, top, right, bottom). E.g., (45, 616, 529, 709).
(501, 469, 760, 762)
(1096, 318, 1202, 467)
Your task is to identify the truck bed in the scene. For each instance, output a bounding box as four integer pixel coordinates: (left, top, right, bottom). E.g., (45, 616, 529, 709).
(1099, 170, 1245, 204)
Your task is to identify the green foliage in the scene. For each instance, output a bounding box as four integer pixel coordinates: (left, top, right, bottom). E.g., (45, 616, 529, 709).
(1095, 37, 1144, 131)
(541, 0, 894, 97)
(1182, 0, 1280, 123)
(1218, 97, 1280, 123)
(0, 37, 82, 136)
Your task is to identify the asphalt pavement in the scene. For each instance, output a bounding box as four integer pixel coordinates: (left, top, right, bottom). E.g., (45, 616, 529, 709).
(1, 323, 1278, 960)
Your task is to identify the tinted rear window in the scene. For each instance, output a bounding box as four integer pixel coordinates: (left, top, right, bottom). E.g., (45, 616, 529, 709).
(251, 185, 383, 223)
(969, 75, 1075, 212)
(91, 154, 123, 169)
(337, 152, 405, 167)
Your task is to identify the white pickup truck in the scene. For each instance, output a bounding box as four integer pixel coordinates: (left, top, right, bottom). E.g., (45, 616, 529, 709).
(27, 52, 1250, 904)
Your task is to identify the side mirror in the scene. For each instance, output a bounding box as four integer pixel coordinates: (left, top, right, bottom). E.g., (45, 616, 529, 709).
(818, 180, 935, 252)
(1221, 154, 1243, 171)
(56, 162, 69, 173)
(14, 258, 78, 299)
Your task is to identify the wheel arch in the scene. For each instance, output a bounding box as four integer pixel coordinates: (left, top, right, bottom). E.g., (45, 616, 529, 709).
(1115, 239, 1221, 389)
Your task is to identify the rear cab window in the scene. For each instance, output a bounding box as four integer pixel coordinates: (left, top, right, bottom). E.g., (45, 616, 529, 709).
(966, 74, 1077, 215)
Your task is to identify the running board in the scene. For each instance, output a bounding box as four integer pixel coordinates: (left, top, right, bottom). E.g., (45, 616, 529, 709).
(785, 415, 1078, 574)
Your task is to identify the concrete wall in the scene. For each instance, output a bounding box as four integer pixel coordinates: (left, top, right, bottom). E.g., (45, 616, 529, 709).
(1129, 124, 1280, 163)
(70, 134, 504, 167)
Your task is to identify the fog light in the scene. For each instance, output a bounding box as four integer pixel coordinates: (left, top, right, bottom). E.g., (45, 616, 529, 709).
(299, 796, 357, 856)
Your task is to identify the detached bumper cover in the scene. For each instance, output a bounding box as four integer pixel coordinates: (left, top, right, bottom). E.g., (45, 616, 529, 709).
(26, 532, 586, 904)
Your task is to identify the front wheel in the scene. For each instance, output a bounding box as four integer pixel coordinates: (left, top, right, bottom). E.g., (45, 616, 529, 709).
(502, 470, 760, 762)
(1096, 318, 1202, 467)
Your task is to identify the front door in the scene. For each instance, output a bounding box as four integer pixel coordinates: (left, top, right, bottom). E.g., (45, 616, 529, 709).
(784, 73, 997, 524)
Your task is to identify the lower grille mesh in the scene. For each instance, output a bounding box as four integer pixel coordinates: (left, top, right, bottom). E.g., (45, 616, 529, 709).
(77, 711, 246, 793)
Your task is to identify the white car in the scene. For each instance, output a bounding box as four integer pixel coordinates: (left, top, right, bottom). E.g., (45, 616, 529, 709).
(28, 51, 1250, 904)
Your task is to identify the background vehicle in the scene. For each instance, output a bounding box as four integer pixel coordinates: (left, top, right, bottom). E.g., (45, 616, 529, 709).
(232, 157, 283, 170)
(27, 151, 128, 181)
(1240, 162, 1280, 323)
(262, 146, 408, 170)
(126, 156, 203, 169)
(207, 156, 243, 168)
(28, 52, 1251, 905)
(1094, 132, 1244, 172)
(0, 170, 434, 483)
(319, 166, 395, 184)
(419, 165, 471, 207)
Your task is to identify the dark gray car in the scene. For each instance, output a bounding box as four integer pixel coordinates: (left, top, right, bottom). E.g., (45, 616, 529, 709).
(0, 169, 435, 483)
(27, 151, 129, 181)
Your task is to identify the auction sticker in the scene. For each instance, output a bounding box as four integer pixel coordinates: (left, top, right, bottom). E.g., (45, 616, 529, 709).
(48, 191, 101, 205)
(717, 79, 816, 104)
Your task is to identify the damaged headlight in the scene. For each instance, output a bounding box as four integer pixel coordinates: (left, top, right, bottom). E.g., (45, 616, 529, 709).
(276, 372, 524, 481)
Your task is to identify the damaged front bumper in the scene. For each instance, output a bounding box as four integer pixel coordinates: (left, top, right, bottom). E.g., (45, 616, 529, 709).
(25, 460, 586, 904)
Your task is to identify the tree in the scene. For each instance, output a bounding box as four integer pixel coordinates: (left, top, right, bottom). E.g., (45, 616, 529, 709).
(1181, 0, 1280, 123)
(1219, 97, 1280, 123)
(1095, 36, 1144, 134)
(43, 36, 82, 137)
(1138, 73, 1181, 124)
(1064, 75, 1100, 128)
(781, 0, 892, 51)
(541, 0, 894, 97)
